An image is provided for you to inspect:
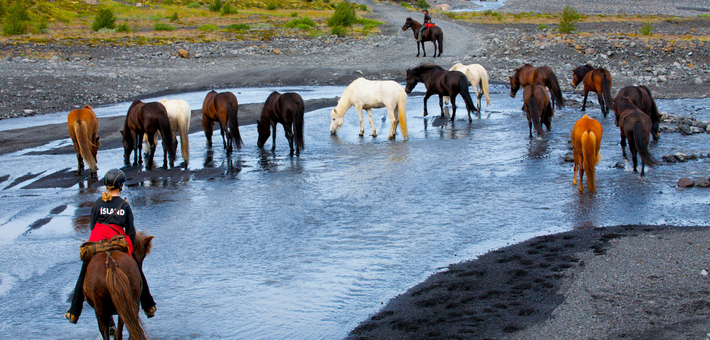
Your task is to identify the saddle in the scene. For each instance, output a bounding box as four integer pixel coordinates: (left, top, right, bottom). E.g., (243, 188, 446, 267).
(424, 23, 436, 28)
(80, 234, 130, 262)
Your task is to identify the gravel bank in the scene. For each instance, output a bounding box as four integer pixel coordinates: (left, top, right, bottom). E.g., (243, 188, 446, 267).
(501, 0, 710, 17)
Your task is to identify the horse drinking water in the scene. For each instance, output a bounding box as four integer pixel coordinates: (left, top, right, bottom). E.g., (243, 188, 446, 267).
(143, 98, 191, 168)
(402, 18, 443, 58)
(571, 64, 613, 116)
(202, 90, 243, 153)
(67, 105, 100, 178)
(121, 100, 175, 169)
(258, 91, 305, 156)
(405, 64, 477, 122)
(571, 115, 603, 193)
(510, 64, 565, 109)
(522, 84, 554, 137)
(444, 63, 491, 111)
(614, 96, 659, 176)
(613, 85, 661, 141)
(329, 78, 408, 139)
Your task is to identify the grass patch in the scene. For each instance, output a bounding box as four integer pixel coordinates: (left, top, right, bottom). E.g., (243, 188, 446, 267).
(170, 11, 179, 22)
(115, 22, 131, 32)
(187, 2, 201, 9)
(153, 22, 176, 31)
(537, 23, 548, 30)
(415, 0, 429, 10)
(225, 23, 250, 31)
(284, 17, 316, 29)
(330, 25, 347, 36)
(640, 22, 653, 35)
(198, 23, 219, 31)
(208, 0, 222, 12)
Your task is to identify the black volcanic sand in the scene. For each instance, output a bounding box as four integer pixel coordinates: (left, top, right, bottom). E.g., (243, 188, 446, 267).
(349, 225, 710, 340)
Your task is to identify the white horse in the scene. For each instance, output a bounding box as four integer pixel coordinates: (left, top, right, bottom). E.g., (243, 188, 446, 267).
(444, 63, 491, 111)
(143, 98, 191, 167)
(329, 78, 408, 139)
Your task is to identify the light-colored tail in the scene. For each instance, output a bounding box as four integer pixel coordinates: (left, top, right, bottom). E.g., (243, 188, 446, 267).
(106, 257, 146, 340)
(398, 90, 408, 138)
(178, 112, 190, 165)
(581, 131, 599, 192)
(74, 120, 97, 172)
(480, 70, 491, 106)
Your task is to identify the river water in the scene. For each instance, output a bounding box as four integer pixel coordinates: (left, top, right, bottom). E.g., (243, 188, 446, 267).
(0, 84, 709, 339)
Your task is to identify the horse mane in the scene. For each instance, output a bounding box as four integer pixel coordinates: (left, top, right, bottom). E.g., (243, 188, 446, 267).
(133, 231, 153, 261)
(573, 65, 594, 81)
(413, 64, 445, 74)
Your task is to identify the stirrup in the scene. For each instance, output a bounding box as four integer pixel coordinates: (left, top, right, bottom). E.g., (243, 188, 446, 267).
(65, 312, 79, 324)
(144, 305, 157, 318)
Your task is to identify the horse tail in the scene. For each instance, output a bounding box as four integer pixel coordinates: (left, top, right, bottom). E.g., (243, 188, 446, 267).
(458, 76, 477, 113)
(633, 121, 659, 167)
(158, 110, 175, 162)
(397, 89, 409, 138)
(547, 71, 565, 109)
(227, 101, 243, 149)
(293, 97, 305, 154)
(438, 30, 443, 54)
(480, 70, 491, 106)
(179, 104, 190, 164)
(601, 73, 613, 112)
(527, 92, 543, 136)
(581, 130, 599, 192)
(106, 256, 146, 340)
(640, 85, 661, 139)
(74, 120, 97, 172)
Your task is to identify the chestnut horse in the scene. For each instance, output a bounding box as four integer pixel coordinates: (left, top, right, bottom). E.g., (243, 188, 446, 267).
(84, 232, 153, 340)
(121, 100, 175, 169)
(67, 105, 101, 178)
(257, 91, 305, 156)
(405, 64, 477, 122)
(202, 90, 243, 153)
(402, 18, 443, 58)
(571, 115, 603, 193)
(510, 64, 565, 109)
(613, 85, 661, 141)
(571, 64, 613, 116)
(615, 96, 659, 176)
(522, 84, 554, 137)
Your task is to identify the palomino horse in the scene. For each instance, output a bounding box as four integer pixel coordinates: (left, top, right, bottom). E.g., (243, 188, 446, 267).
(522, 84, 554, 137)
(67, 105, 100, 178)
(405, 64, 477, 122)
(571, 64, 613, 116)
(122, 100, 175, 169)
(401, 18, 443, 58)
(84, 232, 153, 340)
(613, 85, 661, 141)
(202, 90, 242, 153)
(257, 91, 305, 156)
(510, 64, 565, 109)
(571, 115, 603, 193)
(615, 96, 659, 176)
(143, 98, 191, 168)
(444, 63, 491, 111)
(330, 78, 408, 139)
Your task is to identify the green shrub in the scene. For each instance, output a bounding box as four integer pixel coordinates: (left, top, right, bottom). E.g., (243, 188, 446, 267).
(198, 23, 218, 31)
(327, 1, 356, 27)
(330, 25, 347, 36)
(537, 23, 548, 30)
(290, 12, 298, 17)
(170, 11, 178, 22)
(415, 0, 429, 9)
(285, 17, 316, 29)
(483, 9, 492, 15)
(187, 2, 201, 8)
(226, 23, 250, 30)
(358, 4, 367, 11)
(266, 2, 277, 10)
(208, 0, 222, 12)
(153, 22, 175, 31)
(92, 7, 116, 31)
(400, 2, 412, 8)
(0, 0, 6, 19)
(491, 12, 503, 21)
(639, 22, 653, 35)
(221, 3, 237, 14)
(37, 15, 49, 33)
(115, 22, 131, 32)
(3, 0, 29, 36)
(558, 5, 579, 34)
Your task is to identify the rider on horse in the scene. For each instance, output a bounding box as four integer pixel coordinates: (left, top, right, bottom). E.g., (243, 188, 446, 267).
(417, 9, 432, 43)
(65, 169, 157, 323)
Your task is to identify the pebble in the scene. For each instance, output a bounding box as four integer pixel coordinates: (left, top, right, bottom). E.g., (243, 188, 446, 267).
(678, 177, 694, 188)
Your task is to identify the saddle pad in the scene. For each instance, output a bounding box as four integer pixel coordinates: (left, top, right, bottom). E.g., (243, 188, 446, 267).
(80, 234, 130, 262)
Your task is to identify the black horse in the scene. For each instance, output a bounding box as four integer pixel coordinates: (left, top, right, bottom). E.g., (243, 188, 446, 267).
(257, 91, 305, 156)
(613, 85, 661, 141)
(121, 100, 175, 169)
(402, 18, 443, 58)
(404, 64, 477, 122)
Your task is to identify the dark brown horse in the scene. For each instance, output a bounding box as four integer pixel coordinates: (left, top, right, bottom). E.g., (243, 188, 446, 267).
(257, 91, 305, 156)
(67, 105, 100, 178)
(84, 232, 153, 340)
(121, 100, 175, 169)
(522, 84, 554, 137)
(615, 97, 659, 176)
(510, 64, 565, 109)
(402, 18, 443, 58)
(571, 64, 613, 116)
(202, 90, 243, 153)
(613, 85, 661, 141)
(404, 64, 477, 122)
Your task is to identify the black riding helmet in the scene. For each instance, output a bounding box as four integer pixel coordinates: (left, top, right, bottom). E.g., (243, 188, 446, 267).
(103, 168, 126, 190)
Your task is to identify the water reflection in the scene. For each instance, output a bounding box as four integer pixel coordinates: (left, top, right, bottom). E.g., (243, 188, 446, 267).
(526, 137, 550, 159)
(258, 149, 278, 172)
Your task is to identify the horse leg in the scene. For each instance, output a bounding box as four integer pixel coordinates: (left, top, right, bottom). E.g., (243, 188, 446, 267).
(284, 124, 295, 156)
(95, 310, 112, 340)
(203, 119, 214, 147)
(272, 122, 278, 152)
(581, 90, 589, 111)
(135, 132, 143, 166)
(366, 108, 377, 137)
(386, 106, 397, 139)
(421, 40, 426, 58)
(630, 143, 639, 173)
(115, 316, 124, 340)
(438, 95, 445, 118)
(416, 41, 421, 57)
(356, 106, 365, 137)
(423, 92, 433, 117)
(449, 94, 458, 122)
(620, 134, 628, 159)
(146, 132, 156, 170)
(579, 164, 585, 193)
(528, 115, 533, 138)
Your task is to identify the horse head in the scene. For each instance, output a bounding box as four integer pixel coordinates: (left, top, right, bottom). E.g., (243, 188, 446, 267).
(329, 108, 344, 135)
(509, 67, 523, 98)
(402, 18, 414, 31)
(404, 69, 418, 94)
(120, 130, 132, 166)
(571, 65, 593, 89)
(256, 119, 271, 147)
(133, 231, 154, 267)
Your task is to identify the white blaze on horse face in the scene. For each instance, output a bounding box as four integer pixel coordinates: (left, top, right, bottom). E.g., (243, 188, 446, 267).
(329, 109, 344, 134)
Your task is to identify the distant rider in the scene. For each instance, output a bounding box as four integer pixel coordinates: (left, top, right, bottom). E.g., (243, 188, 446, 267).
(418, 9, 432, 42)
(65, 169, 157, 323)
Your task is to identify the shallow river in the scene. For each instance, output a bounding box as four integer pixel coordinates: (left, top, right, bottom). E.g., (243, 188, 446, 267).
(0, 84, 709, 339)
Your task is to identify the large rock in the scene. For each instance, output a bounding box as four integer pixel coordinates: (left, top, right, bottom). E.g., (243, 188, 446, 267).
(695, 178, 710, 188)
(678, 177, 694, 188)
(434, 4, 451, 11)
(662, 155, 677, 163)
(178, 49, 189, 59)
